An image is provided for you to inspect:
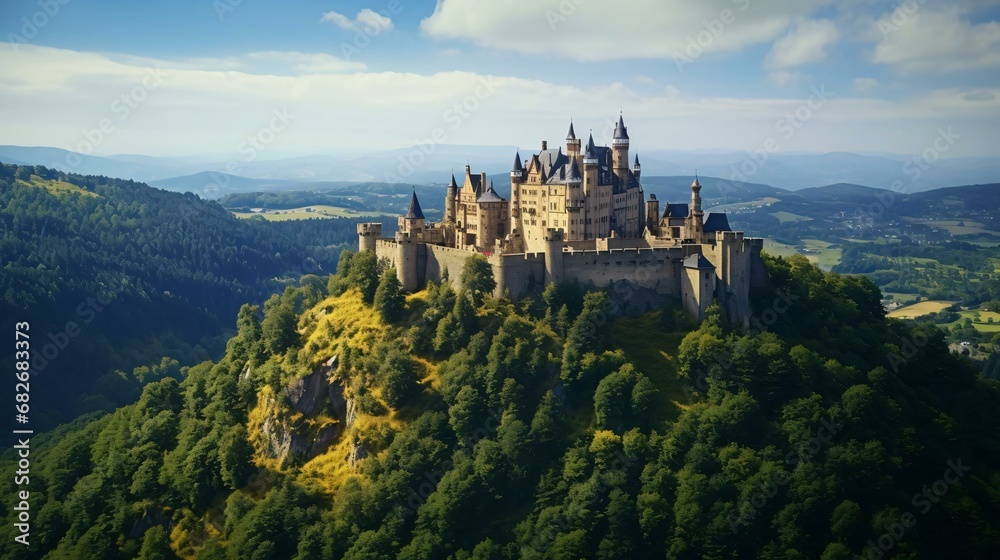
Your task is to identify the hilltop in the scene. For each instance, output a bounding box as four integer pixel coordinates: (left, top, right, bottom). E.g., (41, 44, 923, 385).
(3, 251, 999, 559)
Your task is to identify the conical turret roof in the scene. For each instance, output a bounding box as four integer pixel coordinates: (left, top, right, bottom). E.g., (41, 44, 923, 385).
(511, 151, 525, 173)
(404, 189, 424, 220)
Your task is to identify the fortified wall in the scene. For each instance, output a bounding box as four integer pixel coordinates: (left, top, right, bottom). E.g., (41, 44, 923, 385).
(359, 223, 765, 325)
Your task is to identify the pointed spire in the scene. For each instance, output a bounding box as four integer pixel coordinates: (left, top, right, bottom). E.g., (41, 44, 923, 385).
(449, 172, 458, 189)
(511, 151, 525, 174)
(567, 120, 576, 140)
(583, 132, 598, 165)
(613, 113, 629, 141)
(634, 153, 640, 167)
(404, 188, 424, 220)
(567, 157, 582, 182)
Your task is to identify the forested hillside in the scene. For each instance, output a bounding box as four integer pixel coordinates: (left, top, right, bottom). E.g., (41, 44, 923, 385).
(0, 162, 384, 429)
(3, 251, 998, 559)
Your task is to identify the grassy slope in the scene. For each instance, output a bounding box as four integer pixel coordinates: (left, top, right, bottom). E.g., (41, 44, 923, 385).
(18, 174, 99, 197)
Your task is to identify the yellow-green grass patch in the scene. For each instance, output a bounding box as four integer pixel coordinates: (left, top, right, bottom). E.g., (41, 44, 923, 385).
(887, 300, 958, 319)
(18, 175, 98, 197)
(770, 211, 812, 224)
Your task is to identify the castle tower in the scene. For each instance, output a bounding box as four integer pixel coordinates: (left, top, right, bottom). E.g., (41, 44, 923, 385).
(543, 228, 564, 285)
(399, 189, 425, 238)
(645, 194, 659, 234)
(445, 173, 458, 224)
(690, 174, 704, 243)
(357, 222, 382, 252)
(395, 231, 419, 292)
(510, 151, 525, 233)
(583, 133, 598, 195)
(612, 114, 630, 183)
(633, 153, 641, 181)
(681, 253, 716, 321)
(566, 121, 581, 161)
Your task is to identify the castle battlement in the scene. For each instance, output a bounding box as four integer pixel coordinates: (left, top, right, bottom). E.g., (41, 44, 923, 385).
(359, 116, 765, 324)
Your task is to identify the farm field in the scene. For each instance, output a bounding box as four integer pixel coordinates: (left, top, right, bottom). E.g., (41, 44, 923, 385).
(887, 300, 958, 319)
(763, 239, 800, 258)
(943, 310, 1000, 333)
(800, 238, 842, 270)
(770, 211, 812, 224)
(762, 238, 842, 270)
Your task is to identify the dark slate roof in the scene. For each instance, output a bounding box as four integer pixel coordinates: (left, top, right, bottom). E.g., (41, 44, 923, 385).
(703, 212, 732, 232)
(477, 185, 504, 203)
(449, 173, 458, 189)
(586, 133, 596, 153)
(567, 158, 582, 182)
(404, 190, 424, 219)
(662, 203, 689, 218)
(511, 151, 525, 173)
(538, 147, 569, 177)
(634, 153, 640, 167)
(567, 122, 576, 140)
(469, 174, 483, 194)
(683, 254, 715, 269)
(613, 115, 629, 140)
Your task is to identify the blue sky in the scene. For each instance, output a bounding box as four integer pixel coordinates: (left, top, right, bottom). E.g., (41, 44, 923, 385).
(1, 0, 999, 158)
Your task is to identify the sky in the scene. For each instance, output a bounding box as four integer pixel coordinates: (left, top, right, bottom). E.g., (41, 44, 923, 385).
(1, 0, 999, 159)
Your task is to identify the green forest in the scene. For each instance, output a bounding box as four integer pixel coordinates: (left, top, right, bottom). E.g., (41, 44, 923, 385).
(3, 247, 998, 559)
(0, 162, 385, 429)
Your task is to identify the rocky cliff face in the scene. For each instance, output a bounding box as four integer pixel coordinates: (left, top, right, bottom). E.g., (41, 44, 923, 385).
(252, 356, 350, 468)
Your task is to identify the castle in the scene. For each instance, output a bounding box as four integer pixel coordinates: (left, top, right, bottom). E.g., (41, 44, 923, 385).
(358, 116, 766, 325)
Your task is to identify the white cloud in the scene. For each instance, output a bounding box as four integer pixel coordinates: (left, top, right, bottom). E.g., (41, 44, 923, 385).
(871, 6, 1000, 72)
(320, 11, 353, 29)
(420, 0, 831, 62)
(0, 43, 998, 158)
(321, 8, 394, 35)
(768, 70, 804, 88)
(766, 19, 839, 68)
(852, 77, 879, 91)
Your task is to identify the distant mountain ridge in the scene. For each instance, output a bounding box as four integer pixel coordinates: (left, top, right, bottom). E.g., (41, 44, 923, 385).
(3, 144, 997, 195)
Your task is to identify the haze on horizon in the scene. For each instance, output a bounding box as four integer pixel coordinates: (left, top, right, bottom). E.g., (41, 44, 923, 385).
(1, 0, 999, 160)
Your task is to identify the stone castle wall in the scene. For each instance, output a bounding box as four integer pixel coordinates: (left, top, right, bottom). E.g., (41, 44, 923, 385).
(365, 223, 766, 324)
(559, 248, 682, 296)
